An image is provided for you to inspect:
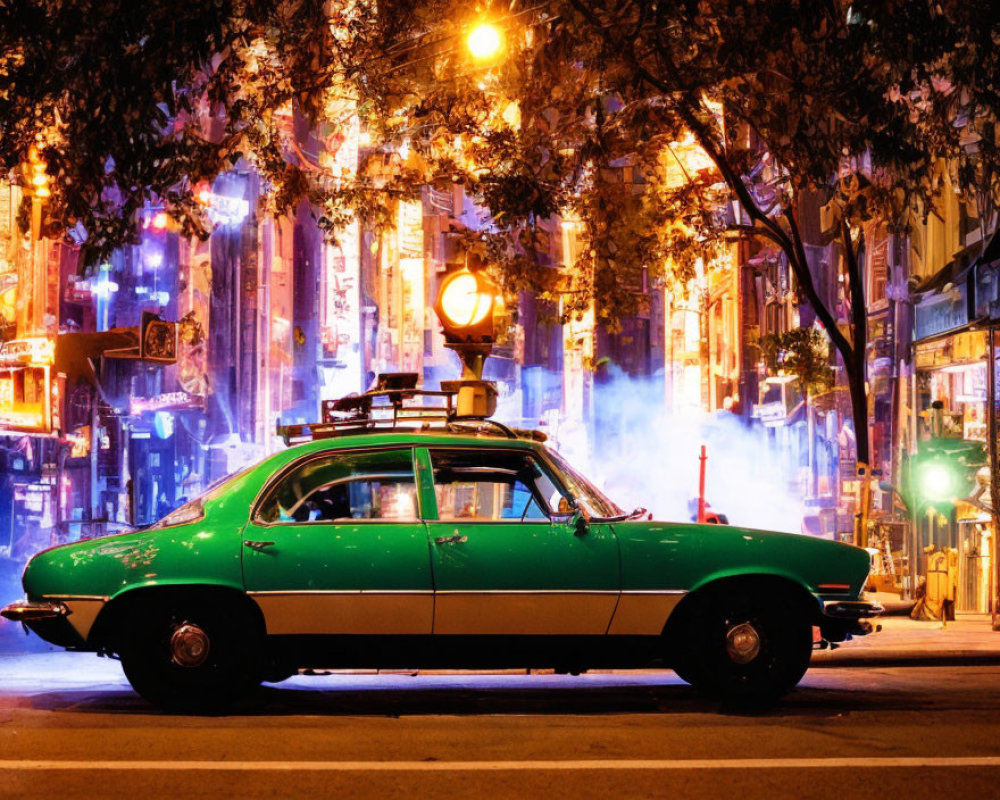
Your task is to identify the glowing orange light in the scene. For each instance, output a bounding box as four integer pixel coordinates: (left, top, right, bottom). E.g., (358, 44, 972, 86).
(438, 270, 495, 328)
(151, 212, 169, 230)
(26, 146, 51, 200)
(467, 22, 503, 62)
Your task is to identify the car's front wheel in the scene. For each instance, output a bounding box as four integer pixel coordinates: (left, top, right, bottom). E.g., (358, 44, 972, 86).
(671, 586, 812, 705)
(118, 596, 263, 713)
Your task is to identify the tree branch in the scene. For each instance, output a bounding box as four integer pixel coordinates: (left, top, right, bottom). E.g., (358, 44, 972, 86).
(783, 206, 854, 366)
(567, 0, 860, 384)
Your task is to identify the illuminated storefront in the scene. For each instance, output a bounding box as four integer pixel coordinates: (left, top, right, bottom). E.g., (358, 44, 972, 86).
(0, 338, 60, 562)
(911, 267, 993, 611)
(0, 338, 58, 434)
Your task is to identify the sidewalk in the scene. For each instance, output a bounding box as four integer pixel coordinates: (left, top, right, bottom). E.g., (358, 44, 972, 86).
(812, 612, 1000, 667)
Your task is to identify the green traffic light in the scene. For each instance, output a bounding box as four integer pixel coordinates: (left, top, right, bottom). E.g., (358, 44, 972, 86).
(903, 438, 987, 511)
(918, 461, 956, 502)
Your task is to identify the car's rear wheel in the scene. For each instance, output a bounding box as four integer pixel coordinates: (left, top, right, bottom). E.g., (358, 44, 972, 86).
(670, 586, 812, 705)
(118, 597, 263, 713)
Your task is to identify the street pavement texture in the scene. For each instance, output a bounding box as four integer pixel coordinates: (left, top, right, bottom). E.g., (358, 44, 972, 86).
(2, 612, 1000, 798)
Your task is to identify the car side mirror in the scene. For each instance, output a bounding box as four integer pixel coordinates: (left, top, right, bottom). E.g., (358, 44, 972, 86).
(552, 510, 589, 536)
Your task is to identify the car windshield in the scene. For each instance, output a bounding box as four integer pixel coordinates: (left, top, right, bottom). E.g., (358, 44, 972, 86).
(544, 448, 624, 520)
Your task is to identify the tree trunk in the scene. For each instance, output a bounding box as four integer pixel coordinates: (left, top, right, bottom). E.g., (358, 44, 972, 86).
(773, 207, 870, 468)
(840, 220, 870, 468)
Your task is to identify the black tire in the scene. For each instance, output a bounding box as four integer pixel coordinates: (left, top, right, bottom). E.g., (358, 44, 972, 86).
(670, 586, 812, 705)
(118, 596, 264, 713)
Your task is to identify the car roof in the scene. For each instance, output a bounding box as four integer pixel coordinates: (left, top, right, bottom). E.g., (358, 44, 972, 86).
(281, 429, 544, 458)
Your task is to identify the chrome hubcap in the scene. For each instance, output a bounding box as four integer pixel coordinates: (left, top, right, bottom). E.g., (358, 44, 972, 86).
(725, 622, 761, 664)
(169, 623, 211, 668)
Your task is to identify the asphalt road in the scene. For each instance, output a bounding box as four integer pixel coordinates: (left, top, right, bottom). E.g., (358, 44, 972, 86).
(2, 653, 1000, 799)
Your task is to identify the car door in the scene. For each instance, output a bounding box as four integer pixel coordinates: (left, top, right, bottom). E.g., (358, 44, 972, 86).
(241, 446, 433, 635)
(420, 446, 620, 635)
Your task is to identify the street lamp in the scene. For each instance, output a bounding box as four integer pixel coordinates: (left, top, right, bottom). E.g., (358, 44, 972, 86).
(26, 146, 51, 236)
(24, 146, 51, 337)
(467, 22, 504, 62)
(30, 169, 51, 200)
(433, 263, 503, 417)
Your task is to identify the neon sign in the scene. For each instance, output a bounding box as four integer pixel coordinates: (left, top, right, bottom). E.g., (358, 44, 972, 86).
(130, 391, 198, 414)
(0, 337, 55, 366)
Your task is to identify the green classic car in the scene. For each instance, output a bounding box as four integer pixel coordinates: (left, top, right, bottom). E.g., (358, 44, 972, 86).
(2, 391, 880, 712)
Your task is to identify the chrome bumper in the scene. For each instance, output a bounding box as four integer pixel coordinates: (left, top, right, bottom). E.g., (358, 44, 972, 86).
(818, 599, 884, 641)
(822, 599, 884, 620)
(0, 599, 69, 622)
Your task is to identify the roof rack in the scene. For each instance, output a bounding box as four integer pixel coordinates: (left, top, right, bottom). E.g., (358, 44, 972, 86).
(275, 375, 547, 446)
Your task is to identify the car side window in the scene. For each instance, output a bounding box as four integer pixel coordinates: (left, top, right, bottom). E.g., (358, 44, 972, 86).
(257, 448, 417, 524)
(429, 449, 567, 522)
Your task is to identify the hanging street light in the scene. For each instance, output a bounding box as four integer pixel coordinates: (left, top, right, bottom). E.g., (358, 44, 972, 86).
(466, 22, 504, 62)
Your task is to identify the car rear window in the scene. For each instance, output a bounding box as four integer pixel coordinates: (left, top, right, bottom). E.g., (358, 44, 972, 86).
(256, 448, 417, 523)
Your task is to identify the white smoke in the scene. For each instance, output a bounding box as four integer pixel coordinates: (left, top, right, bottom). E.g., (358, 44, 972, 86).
(503, 367, 806, 534)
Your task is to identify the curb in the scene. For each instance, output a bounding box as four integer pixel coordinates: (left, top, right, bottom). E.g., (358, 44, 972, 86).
(811, 650, 1000, 668)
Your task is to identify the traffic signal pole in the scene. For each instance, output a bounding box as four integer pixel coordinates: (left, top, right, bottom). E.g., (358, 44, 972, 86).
(697, 445, 707, 523)
(856, 462, 872, 549)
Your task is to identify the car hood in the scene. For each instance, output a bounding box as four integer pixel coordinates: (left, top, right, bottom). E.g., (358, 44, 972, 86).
(611, 518, 872, 597)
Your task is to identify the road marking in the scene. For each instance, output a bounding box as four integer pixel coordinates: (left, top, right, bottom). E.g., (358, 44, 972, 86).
(1, 757, 1000, 772)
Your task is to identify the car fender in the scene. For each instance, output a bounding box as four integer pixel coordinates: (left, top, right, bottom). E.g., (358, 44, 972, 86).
(30, 523, 249, 648)
(686, 567, 824, 617)
(88, 581, 265, 651)
(689, 566, 820, 604)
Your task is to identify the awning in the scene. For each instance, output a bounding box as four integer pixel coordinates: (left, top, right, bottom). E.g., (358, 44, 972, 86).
(912, 240, 981, 295)
(973, 229, 1000, 320)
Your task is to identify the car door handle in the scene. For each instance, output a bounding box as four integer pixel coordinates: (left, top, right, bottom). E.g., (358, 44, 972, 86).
(435, 533, 468, 545)
(243, 540, 276, 552)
